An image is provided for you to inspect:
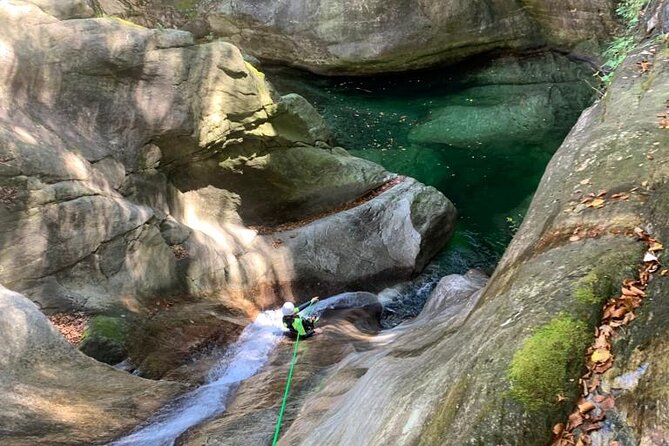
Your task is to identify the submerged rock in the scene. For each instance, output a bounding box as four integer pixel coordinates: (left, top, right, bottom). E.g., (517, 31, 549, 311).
(408, 53, 595, 148)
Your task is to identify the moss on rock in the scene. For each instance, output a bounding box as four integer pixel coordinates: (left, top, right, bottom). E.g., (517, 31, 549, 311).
(80, 315, 129, 364)
(508, 315, 590, 411)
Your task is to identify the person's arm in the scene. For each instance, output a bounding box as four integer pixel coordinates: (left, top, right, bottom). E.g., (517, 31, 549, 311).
(296, 297, 319, 312)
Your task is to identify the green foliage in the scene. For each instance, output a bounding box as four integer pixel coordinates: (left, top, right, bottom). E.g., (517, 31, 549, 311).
(507, 315, 590, 411)
(616, 0, 650, 29)
(599, 0, 650, 85)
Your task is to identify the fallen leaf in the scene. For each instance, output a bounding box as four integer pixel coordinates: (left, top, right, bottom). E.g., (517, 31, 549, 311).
(591, 349, 612, 363)
(553, 423, 565, 436)
(594, 334, 610, 350)
(578, 400, 596, 414)
(596, 190, 608, 198)
(580, 178, 592, 185)
(644, 252, 659, 262)
(650, 241, 664, 252)
(594, 357, 614, 373)
(570, 235, 581, 242)
(568, 410, 584, 429)
(590, 198, 606, 209)
(622, 311, 637, 324)
(600, 395, 616, 411)
(557, 394, 568, 403)
(661, 269, 669, 276)
(629, 285, 646, 297)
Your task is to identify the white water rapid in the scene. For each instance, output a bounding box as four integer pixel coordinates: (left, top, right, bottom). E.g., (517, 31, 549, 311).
(109, 309, 286, 446)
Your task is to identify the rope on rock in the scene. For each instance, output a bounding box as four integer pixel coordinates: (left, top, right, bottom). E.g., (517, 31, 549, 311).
(271, 301, 315, 446)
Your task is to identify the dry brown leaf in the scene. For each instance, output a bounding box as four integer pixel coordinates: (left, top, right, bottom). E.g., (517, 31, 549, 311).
(568, 411, 585, 429)
(569, 235, 581, 242)
(622, 311, 637, 324)
(594, 357, 614, 373)
(553, 423, 565, 436)
(584, 422, 603, 433)
(610, 307, 628, 319)
(578, 401, 596, 414)
(661, 269, 669, 276)
(600, 395, 616, 411)
(650, 241, 664, 252)
(594, 334, 610, 350)
(590, 198, 606, 209)
(599, 324, 613, 336)
(629, 285, 646, 297)
(596, 190, 608, 198)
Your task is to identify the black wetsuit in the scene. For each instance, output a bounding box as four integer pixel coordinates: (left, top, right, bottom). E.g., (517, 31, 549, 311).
(283, 301, 316, 338)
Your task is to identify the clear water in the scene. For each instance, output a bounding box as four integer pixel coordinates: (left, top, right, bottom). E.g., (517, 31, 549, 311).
(266, 58, 593, 275)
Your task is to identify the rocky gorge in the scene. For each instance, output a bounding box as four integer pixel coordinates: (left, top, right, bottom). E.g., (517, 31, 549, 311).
(1, 0, 669, 445)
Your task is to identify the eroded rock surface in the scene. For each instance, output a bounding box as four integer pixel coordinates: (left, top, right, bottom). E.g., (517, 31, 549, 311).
(0, 285, 183, 446)
(201, 0, 617, 74)
(185, 16, 669, 446)
(0, 0, 455, 316)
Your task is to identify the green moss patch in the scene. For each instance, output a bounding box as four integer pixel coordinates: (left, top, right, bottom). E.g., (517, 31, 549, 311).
(508, 315, 590, 411)
(80, 316, 129, 364)
(82, 315, 128, 343)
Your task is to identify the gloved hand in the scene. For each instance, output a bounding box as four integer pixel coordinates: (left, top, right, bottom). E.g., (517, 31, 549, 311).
(311, 296, 319, 304)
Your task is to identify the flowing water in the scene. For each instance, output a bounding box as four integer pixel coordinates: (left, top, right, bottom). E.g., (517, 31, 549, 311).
(109, 310, 286, 446)
(109, 295, 372, 445)
(112, 55, 595, 443)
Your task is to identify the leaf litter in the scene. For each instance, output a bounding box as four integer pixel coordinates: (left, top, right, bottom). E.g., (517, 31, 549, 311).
(552, 227, 663, 446)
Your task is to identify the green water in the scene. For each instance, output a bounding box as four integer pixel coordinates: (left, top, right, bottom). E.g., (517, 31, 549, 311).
(266, 54, 594, 275)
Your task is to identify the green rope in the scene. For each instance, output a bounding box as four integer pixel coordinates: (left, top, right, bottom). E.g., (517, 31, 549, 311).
(271, 301, 315, 446)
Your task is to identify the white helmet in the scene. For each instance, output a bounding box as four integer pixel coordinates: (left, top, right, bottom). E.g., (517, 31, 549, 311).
(281, 302, 295, 316)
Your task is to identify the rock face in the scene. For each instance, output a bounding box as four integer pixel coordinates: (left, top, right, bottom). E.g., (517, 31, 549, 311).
(0, 285, 183, 446)
(0, 0, 456, 441)
(187, 11, 669, 445)
(0, 0, 455, 316)
(178, 273, 487, 445)
(202, 0, 617, 74)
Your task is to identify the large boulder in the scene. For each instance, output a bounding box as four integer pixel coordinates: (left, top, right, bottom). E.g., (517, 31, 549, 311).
(201, 0, 617, 74)
(0, 0, 456, 317)
(0, 285, 183, 446)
